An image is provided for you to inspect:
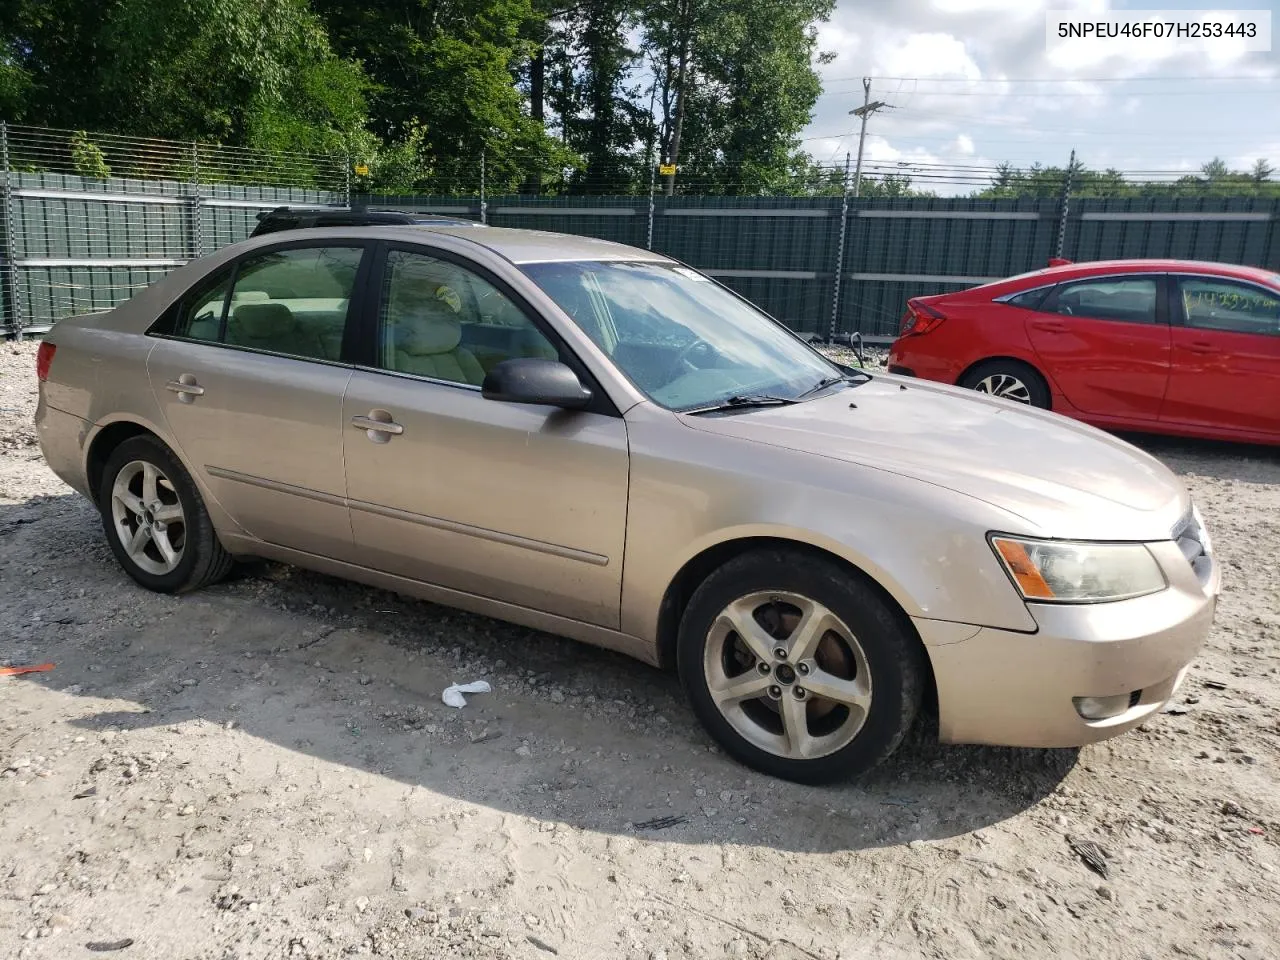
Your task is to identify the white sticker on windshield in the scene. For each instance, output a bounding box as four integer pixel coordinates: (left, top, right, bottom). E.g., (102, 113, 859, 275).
(672, 266, 711, 282)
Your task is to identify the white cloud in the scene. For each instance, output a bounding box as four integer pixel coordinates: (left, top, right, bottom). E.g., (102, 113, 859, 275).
(800, 0, 1280, 195)
(872, 32, 982, 79)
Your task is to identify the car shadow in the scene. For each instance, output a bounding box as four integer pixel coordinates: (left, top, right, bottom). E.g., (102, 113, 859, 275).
(2, 492, 1075, 854)
(1121, 431, 1280, 485)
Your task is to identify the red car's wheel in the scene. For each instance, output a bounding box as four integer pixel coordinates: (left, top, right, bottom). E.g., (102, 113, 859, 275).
(960, 359, 1051, 409)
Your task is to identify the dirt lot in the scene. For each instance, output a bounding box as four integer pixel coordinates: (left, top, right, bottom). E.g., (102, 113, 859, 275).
(2, 338, 1279, 960)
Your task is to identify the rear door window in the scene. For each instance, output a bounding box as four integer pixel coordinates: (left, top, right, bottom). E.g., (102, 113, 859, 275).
(1177, 277, 1280, 336)
(1049, 277, 1158, 325)
(158, 246, 365, 362)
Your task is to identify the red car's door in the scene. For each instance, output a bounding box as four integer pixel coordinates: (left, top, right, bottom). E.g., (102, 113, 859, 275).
(1161, 275, 1280, 440)
(1024, 273, 1171, 420)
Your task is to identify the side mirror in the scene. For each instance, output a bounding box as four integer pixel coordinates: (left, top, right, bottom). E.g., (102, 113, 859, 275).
(481, 358, 593, 410)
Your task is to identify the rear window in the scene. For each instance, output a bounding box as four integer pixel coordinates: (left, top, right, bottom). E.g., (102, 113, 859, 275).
(1001, 287, 1053, 310)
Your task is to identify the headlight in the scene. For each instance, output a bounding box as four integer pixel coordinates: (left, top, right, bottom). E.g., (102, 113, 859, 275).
(990, 536, 1167, 603)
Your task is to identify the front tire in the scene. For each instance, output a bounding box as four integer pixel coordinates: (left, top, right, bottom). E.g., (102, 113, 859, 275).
(677, 549, 925, 784)
(97, 435, 233, 593)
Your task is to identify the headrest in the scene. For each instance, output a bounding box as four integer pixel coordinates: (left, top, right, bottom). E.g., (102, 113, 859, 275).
(231, 290, 270, 302)
(396, 313, 462, 356)
(233, 302, 295, 338)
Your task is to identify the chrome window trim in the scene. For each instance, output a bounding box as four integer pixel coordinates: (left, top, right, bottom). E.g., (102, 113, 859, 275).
(993, 283, 1056, 304)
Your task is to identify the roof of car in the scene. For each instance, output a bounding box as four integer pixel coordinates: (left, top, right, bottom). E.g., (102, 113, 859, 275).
(1025, 258, 1277, 283)
(962, 258, 1280, 298)
(359, 225, 672, 265)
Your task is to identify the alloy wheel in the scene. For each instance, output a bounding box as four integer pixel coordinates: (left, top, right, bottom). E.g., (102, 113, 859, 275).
(974, 372, 1032, 403)
(702, 591, 872, 760)
(110, 460, 187, 576)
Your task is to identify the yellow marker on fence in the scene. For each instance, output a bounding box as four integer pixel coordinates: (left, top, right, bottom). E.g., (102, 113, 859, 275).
(659, 164, 676, 176)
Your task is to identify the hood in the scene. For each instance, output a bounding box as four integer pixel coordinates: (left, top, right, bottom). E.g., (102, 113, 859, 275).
(681, 376, 1189, 540)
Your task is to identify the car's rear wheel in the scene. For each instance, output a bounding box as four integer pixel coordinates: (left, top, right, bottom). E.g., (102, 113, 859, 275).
(98, 435, 233, 593)
(677, 550, 925, 784)
(960, 359, 1050, 408)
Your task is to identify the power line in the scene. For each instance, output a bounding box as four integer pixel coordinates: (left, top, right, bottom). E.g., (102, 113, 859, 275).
(847, 74, 1278, 84)
(820, 87, 1280, 99)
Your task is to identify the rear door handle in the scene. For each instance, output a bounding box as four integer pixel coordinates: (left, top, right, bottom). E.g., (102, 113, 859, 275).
(1186, 342, 1218, 355)
(1030, 320, 1068, 334)
(165, 377, 205, 400)
(350, 414, 404, 442)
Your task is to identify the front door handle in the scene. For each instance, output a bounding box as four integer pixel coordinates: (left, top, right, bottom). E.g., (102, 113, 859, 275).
(165, 376, 205, 402)
(351, 413, 404, 443)
(1186, 341, 1218, 355)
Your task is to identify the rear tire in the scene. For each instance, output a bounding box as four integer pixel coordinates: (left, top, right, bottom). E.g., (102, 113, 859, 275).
(676, 549, 925, 784)
(960, 359, 1050, 409)
(97, 435, 233, 594)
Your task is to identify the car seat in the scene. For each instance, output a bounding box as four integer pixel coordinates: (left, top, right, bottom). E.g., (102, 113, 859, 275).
(227, 302, 324, 358)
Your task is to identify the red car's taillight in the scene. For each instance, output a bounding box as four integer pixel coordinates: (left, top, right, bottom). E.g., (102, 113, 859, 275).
(36, 342, 57, 382)
(901, 299, 946, 337)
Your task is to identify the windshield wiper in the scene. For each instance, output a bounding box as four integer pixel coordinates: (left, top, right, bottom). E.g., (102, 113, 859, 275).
(683, 394, 800, 415)
(795, 371, 872, 400)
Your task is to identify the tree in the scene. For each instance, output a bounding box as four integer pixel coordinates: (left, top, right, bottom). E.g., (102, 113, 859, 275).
(544, 0, 649, 193)
(314, 0, 576, 193)
(641, 0, 834, 196)
(1, 0, 372, 162)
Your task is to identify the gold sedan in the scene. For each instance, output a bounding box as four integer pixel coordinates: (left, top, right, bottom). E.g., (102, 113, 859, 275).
(34, 226, 1219, 782)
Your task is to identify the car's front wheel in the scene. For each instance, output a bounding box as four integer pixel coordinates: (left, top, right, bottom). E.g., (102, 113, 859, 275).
(98, 435, 233, 593)
(677, 549, 925, 784)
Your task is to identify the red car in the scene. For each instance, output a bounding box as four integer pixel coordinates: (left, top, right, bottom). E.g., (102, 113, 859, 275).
(887, 259, 1280, 446)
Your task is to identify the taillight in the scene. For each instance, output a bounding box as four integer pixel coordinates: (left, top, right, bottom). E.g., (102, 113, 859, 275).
(36, 342, 57, 382)
(901, 300, 946, 336)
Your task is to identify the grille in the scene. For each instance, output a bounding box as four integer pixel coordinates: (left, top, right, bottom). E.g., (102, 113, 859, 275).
(1172, 505, 1212, 588)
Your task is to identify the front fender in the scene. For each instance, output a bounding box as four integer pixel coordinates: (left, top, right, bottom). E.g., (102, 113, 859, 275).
(619, 416, 1038, 646)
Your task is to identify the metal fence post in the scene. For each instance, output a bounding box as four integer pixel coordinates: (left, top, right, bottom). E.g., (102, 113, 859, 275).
(646, 158, 657, 250)
(479, 149, 487, 225)
(1055, 148, 1075, 260)
(827, 152, 852, 343)
(188, 141, 203, 260)
(1, 122, 22, 337)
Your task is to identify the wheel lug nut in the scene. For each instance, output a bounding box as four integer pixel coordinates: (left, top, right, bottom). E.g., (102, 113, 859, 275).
(757, 662, 771, 675)
(768, 685, 782, 700)
(794, 687, 807, 700)
(797, 662, 810, 675)
(773, 646, 788, 661)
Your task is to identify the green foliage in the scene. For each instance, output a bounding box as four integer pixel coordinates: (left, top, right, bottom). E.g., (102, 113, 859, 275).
(4, 0, 1272, 200)
(313, 0, 578, 193)
(645, 0, 835, 196)
(977, 157, 1279, 199)
(69, 130, 110, 179)
(2, 0, 371, 169)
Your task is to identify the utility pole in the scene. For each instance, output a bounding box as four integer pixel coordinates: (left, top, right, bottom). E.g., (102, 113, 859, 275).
(1055, 148, 1076, 260)
(849, 78, 891, 198)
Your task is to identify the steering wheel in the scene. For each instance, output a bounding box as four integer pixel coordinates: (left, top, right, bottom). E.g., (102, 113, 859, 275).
(670, 340, 721, 381)
(664, 338, 716, 383)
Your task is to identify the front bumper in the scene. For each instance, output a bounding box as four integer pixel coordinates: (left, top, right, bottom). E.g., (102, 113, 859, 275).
(917, 540, 1217, 748)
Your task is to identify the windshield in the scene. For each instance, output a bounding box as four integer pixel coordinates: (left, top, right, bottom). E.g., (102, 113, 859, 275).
(520, 260, 842, 411)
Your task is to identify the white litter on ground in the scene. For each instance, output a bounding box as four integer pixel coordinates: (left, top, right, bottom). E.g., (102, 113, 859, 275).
(441, 680, 492, 708)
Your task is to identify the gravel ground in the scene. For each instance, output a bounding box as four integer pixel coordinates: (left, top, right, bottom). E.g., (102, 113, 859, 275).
(2, 338, 1279, 960)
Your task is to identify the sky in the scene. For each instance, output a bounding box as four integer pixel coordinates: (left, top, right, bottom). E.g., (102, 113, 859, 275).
(803, 0, 1280, 194)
